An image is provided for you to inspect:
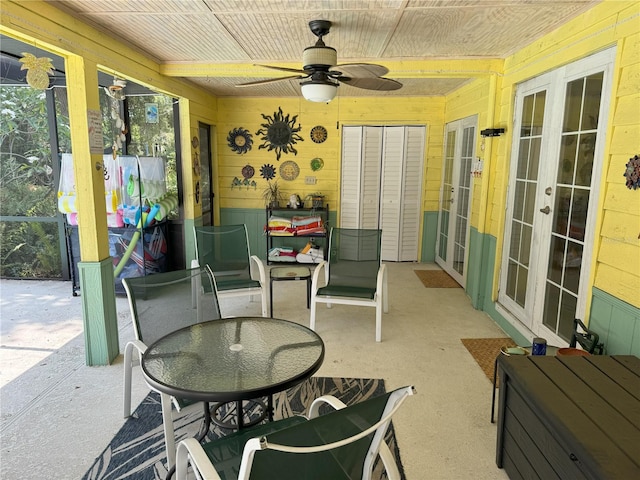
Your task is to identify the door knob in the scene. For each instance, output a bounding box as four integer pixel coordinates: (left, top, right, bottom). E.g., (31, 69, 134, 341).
(540, 206, 551, 214)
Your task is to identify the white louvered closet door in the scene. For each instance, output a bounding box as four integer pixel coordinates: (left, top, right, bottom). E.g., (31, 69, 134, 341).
(340, 126, 364, 229)
(399, 126, 425, 261)
(340, 125, 425, 262)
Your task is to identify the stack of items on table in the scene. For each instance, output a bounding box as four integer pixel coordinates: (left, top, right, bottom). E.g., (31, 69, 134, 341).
(266, 214, 325, 263)
(265, 215, 324, 236)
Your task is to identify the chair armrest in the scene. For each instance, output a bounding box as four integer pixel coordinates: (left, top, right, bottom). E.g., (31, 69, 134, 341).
(124, 339, 147, 363)
(249, 255, 266, 284)
(377, 263, 388, 312)
(310, 261, 328, 292)
(307, 394, 348, 419)
(176, 438, 222, 480)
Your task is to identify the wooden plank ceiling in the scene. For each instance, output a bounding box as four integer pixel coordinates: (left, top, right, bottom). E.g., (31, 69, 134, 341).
(45, 0, 600, 98)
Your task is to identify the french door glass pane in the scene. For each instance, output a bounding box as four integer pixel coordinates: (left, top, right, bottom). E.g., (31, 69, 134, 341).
(453, 127, 473, 274)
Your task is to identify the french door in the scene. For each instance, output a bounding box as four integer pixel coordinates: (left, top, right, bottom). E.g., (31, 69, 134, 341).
(436, 116, 476, 285)
(499, 48, 614, 343)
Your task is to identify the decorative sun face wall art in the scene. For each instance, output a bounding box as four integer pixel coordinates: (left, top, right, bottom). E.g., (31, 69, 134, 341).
(260, 164, 276, 181)
(310, 125, 327, 144)
(227, 127, 253, 154)
(255, 107, 303, 161)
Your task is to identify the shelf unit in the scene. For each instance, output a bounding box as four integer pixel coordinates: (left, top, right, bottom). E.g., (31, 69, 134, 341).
(265, 205, 329, 265)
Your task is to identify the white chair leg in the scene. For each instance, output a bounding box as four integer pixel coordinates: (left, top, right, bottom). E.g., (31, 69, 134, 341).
(310, 296, 317, 331)
(260, 291, 268, 318)
(123, 342, 133, 418)
(383, 279, 389, 314)
(161, 392, 177, 469)
(376, 301, 382, 342)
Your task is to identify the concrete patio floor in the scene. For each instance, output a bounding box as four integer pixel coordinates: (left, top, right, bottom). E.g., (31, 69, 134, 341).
(0, 262, 510, 479)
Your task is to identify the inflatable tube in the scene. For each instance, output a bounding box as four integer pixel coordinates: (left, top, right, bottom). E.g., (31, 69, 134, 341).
(154, 193, 178, 221)
(113, 221, 142, 278)
(113, 206, 155, 278)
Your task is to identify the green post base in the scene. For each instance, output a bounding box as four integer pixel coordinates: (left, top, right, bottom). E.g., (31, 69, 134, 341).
(78, 258, 120, 365)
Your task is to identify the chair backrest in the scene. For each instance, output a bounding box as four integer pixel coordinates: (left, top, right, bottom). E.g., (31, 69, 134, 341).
(570, 318, 602, 354)
(244, 386, 414, 479)
(327, 228, 382, 290)
(122, 267, 221, 345)
(194, 225, 253, 282)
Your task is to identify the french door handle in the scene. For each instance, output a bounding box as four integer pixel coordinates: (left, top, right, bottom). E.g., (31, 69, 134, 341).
(449, 198, 455, 204)
(540, 206, 551, 214)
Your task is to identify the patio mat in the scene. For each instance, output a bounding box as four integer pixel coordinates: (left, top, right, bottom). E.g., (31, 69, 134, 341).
(414, 269, 460, 288)
(81, 377, 405, 480)
(461, 338, 517, 384)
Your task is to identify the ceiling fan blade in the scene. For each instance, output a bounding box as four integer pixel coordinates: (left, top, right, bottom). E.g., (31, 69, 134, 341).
(254, 64, 307, 75)
(236, 75, 307, 87)
(333, 63, 390, 78)
(339, 76, 403, 91)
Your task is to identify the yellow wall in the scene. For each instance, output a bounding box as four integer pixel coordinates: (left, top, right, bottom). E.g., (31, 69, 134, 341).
(443, 76, 502, 232)
(216, 96, 445, 220)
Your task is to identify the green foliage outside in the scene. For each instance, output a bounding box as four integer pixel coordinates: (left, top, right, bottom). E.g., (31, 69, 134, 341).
(1, 85, 66, 278)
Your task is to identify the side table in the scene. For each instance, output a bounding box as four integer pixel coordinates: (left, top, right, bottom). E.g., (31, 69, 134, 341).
(269, 266, 311, 317)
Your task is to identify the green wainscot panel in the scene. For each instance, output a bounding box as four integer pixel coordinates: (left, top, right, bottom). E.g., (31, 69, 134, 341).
(421, 211, 438, 263)
(78, 257, 119, 365)
(470, 233, 529, 346)
(590, 288, 640, 356)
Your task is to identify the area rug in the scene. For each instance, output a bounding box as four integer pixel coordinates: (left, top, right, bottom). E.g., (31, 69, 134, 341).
(461, 338, 516, 383)
(414, 269, 460, 288)
(82, 377, 405, 480)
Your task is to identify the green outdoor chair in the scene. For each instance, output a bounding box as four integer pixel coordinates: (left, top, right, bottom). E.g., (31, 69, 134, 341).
(310, 228, 388, 342)
(175, 385, 415, 480)
(122, 266, 222, 468)
(193, 225, 268, 317)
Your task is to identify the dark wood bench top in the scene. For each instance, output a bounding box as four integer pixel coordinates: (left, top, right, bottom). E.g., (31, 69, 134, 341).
(497, 355, 640, 479)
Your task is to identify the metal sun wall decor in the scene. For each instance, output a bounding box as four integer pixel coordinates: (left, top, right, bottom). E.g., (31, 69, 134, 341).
(260, 164, 276, 180)
(227, 127, 253, 154)
(255, 107, 303, 161)
(624, 154, 640, 190)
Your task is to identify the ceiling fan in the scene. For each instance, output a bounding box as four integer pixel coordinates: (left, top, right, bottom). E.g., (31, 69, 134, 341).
(237, 20, 402, 103)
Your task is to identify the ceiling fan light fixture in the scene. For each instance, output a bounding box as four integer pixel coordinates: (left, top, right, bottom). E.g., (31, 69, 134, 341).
(301, 79, 337, 103)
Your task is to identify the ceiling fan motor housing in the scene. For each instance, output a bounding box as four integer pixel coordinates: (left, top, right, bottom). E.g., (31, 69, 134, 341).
(303, 46, 337, 70)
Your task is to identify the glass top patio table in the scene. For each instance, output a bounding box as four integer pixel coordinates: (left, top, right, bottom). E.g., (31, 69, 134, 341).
(141, 316, 325, 403)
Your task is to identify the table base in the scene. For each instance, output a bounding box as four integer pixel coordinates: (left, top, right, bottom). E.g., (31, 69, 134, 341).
(211, 397, 272, 429)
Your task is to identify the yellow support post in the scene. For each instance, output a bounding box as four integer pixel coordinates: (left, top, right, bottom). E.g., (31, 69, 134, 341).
(66, 55, 119, 365)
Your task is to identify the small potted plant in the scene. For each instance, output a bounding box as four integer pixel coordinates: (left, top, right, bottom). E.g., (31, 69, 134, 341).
(262, 180, 285, 208)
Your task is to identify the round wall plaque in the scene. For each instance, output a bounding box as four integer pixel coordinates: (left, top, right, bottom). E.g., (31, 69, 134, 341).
(310, 125, 327, 144)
